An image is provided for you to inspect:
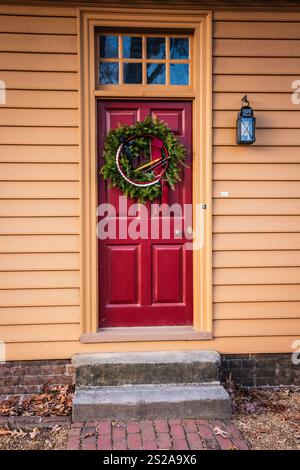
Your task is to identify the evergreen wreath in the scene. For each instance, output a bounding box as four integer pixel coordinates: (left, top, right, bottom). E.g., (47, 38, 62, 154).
(100, 116, 187, 202)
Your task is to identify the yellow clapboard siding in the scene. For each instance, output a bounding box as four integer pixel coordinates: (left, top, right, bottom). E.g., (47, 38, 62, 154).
(214, 301, 300, 319)
(213, 74, 299, 93)
(0, 235, 79, 253)
(2, 71, 78, 91)
(0, 182, 79, 199)
(1, 6, 300, 359)
(213, 181, 300, 198)
(214, 11, 300, 21)
(213, 146, 300, 163)
(214, 38, 300, 57)
(0, 217, 79, 235)
(214, 129, 300, 146)
(0, 16, 76, 34)
(0, 200, 79, 217)
(5, 90, 78, 108)
(214, 21, 300, 39)
(214, 57, 300, 75)
(213, 233, 300, 251)
(0, 109, 78, 127)
(214, 267, 300, 285)
(213, 111, 300, 129)
(214, 250, 300, 268)
(214, 164, 300, 181)
(0, 52, 77, 72)
(0, 323, 80, 342)
(214, 215, 300, 233)
(214, 318, 300, 337)
(0, 270, 80, 289)
(4, 336, 300, 360)
(0, 253, 79, 270)
(213, 199, 300, 215)
(0, 145, 79, 163)
(0, 127, 78, 145)
(0, 5, 76, 16)
(0, 288, 79, 307)
(0, 33, 77, 53)
(214, 285, 300, 302)
(0, 306, 80, 326)
(214, 93, 297, 111)
(0, 163, 79, 181)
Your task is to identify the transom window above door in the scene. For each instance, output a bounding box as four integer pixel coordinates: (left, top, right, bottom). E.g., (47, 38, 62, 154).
(96, 33, 191, 87)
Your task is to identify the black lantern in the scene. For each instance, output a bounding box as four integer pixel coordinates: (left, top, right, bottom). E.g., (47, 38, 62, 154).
(236, 95, 256, 145)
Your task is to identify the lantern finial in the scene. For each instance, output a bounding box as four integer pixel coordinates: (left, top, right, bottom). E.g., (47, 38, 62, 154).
(242, 95, 249, 106)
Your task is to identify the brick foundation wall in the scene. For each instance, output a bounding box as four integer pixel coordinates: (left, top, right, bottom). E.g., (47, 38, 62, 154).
(0, 354, 299, 395)
(0, 360, 74, 395)
(221, 353, 300, 388)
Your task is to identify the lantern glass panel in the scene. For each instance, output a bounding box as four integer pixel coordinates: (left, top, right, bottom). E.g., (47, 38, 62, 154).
(241, 118, 254, 142)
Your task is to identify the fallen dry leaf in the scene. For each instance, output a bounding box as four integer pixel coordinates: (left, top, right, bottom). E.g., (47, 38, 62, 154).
(82, 432, 94, 439)
(51, 425, 62, 433)
(213, 426, 229, 438)
(0, 429, 12, 436)
(0, 383, 73, 417)
(11, 429, 27, 437)
(29, 428, 40, 439)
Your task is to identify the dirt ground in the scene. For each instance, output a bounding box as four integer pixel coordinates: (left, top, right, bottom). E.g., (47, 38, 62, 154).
(229, 384, 300, 450)
(0, 425, 69, 450)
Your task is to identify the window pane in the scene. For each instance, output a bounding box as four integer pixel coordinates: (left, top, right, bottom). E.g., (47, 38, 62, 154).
(99, 62, 119, 84)
(170, 38, 189, 59)
(147, 37, 165, 59)
(147, 63, 165, 84)
(123, 63, 142, 84)
(99, 35, 118, 58)
(123, 36, 142, 59)
(170, 63, 189, 85)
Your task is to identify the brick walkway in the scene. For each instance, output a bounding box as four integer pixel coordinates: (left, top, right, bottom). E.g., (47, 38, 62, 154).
(66, 419, 249, 450)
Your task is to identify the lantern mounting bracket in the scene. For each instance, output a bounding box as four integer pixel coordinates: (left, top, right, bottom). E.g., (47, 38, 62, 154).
(242, 95, 250, 107)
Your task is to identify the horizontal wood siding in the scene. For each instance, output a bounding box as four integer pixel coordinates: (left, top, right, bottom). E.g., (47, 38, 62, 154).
(0, 3, 80, 356)
(212, 9, 300, 346)
(1, 4, 300, 358)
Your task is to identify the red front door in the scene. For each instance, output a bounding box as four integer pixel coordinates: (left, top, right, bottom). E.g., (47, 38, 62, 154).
(97, 100, 193, 327)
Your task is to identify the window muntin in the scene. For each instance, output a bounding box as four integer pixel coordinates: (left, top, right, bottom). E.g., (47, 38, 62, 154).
(97, 33, 191, 87)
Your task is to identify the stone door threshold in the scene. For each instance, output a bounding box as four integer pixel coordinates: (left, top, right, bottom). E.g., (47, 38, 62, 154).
(80, 326, 212, 343)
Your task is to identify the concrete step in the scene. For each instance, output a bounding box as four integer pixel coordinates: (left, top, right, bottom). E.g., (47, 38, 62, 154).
(72, 384, 232, 421)
(72, 350, 221, 387)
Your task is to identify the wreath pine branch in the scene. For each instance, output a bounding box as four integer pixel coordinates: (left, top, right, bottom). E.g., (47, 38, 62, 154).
(100, 117, 187, 202)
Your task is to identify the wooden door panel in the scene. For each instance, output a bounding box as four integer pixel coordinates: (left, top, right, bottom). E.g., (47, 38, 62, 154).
(150, 109, 184, 135)
(98, 100, 193, 327)
(152, 245, 183, 304)
(106, 245, 138, 305)
(106, 109, 139, 130)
